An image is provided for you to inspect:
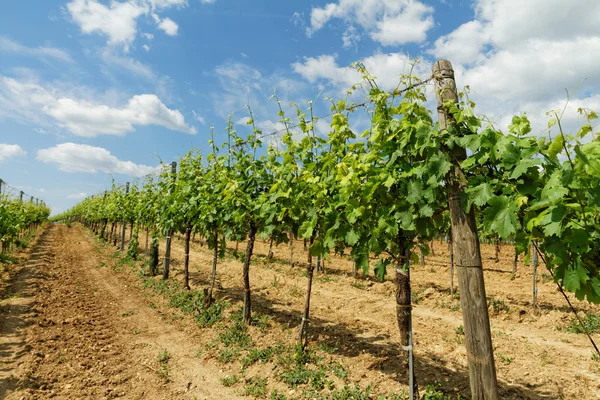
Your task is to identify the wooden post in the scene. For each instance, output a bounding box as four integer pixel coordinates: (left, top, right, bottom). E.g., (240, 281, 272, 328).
(19, 191, 24, 202)
(120, 182, 129, 251)
(433, 59, 499, 400)
(532, 241, 539, 314)
(449, 233, 455, 296)
(162, 162, 177, 280)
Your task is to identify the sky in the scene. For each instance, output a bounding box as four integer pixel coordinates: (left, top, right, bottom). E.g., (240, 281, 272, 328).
(1, 0, 599, 215)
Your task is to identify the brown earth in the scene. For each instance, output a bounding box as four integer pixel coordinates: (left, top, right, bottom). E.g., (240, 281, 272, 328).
(2, 223, 600, 399)
(0, 224, 244, 400)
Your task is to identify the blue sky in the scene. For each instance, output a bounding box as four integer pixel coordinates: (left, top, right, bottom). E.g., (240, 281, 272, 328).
(1, 0, 599, 214)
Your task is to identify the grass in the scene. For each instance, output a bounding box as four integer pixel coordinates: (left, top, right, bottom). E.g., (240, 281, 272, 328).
(156, 349, 171, 382)
(240, 347, 275, 368)
(220, 375, 239, 387)
(489, 298, 510, 314)
(455, 325, 464, 335)
(564, 312, 600, 334)
(245, 377, 268, 398)
(217, 347, 240, 363)
(421, 383, 459, 400)
(497, 352, 512, 364)
(139, 272, 225, 327)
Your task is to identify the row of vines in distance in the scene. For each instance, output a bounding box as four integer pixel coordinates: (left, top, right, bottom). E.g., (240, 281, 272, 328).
(0, 179, 50, 253)
(54, 60, 600, 400)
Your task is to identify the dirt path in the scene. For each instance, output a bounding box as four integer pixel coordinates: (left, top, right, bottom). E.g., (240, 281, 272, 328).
(0, 225, 243, 399)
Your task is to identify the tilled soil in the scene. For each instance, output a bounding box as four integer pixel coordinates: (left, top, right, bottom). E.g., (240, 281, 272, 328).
(0, 224, 242, 399)
(2, 223, 600, 399)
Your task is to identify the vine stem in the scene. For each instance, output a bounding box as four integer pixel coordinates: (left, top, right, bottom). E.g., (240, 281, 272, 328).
(532, 241, 600, 357)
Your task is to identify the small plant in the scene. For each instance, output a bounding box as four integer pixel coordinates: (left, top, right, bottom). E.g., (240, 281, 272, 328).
(220, 375, 239, 387)
(541, 273, 553, 283)
(121, 310, 135, 317)
(245, 377, 268, 398)
(351, 282, 366, 290)
(217, 347, 240, 363)
(564, 312, 600, 334)
(455, 325, 464, 335)
(270, 389, 287, 400)
(328, 384, 373, 400)
(219, 320, 252, 348)
(489, 298, 510, 314)
(156, 349, 171, 382)
(241, 347, 275, 368)
(421, 383, 453, 400)
(157, 349, 170, 364)
(497, 352, 512, 364)
(290, 285, 302, 297)
(132, 328, 141, 335)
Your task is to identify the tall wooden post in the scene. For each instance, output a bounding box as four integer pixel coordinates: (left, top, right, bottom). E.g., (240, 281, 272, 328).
(433, 59, 499, 400)
(532, 241, 539, 314)
(19, 191, 24, 202)
(120, 182, 129, 251)
(162, 162, 177, 280)
(0, 179, 4, 195)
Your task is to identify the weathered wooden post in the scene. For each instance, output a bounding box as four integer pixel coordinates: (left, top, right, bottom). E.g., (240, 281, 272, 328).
(120, 182, 129, 251)
(532, 241, 539, 314)
(433, 59, 499, 400)
(162, 162, 177, 280)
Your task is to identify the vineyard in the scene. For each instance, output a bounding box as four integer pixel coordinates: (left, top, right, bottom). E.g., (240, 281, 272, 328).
(0, 180, 50, 255)
(2, 60, 600, 399)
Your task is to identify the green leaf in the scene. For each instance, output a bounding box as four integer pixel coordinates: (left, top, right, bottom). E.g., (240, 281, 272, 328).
(406, 181, 423, 204)
(374, 260, 387, 282)
(345, 229, 360, 246)
(466, 182, 494, 208)
(484, 196, 519, 239)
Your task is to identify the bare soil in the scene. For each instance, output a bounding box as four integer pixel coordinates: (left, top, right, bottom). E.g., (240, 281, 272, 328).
(2, 223, 599, 399)
(0, 224, 243, 399)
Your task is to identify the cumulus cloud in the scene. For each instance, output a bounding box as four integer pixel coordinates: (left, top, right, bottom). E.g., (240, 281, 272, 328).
(37, 143, 157, 176)
(0, 37, 73, 63)
(66, 0, 187, 49)
(292, 53, 431, 91)
(157, 17, 179, 35)
(0, 144, 26, 162)
(423, 0, 600, 137)
(0, 76, 196, 137)
(306, 0, 434, 46)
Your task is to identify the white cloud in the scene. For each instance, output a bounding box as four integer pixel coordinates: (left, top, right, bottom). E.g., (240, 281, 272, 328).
(100, 48, 155, 79)
(342, 25, 360, 49)
(0, 144, 26, 162)
(66, 0, 187, 49)
(37, 143, 157, 176)
(292, 53, 431, 91)
(0, 37, 73, 63)
(67, 0, 145, 50)
(67, 192, 88, 199)
(429, 20, 488, 65)
(158, 17, 179, 35)
(0, 76, 196, 137)
(306, 0, 434, 46)
(426, 0, 600, 135)
(142, 33, 154, 40)
(291, 12, 305, 28)
(142, 44, 151, 52)
(200, 0, 215, 3)
(193, 111, 206, 124)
